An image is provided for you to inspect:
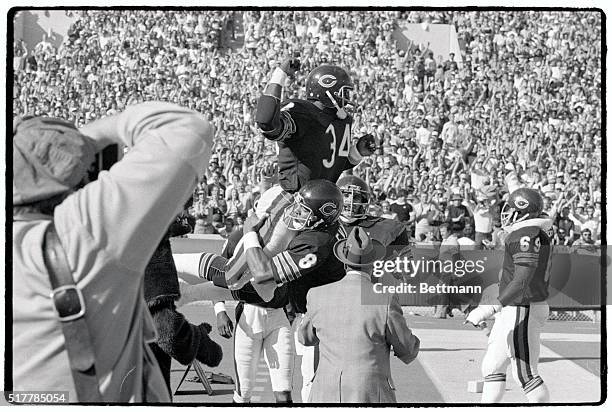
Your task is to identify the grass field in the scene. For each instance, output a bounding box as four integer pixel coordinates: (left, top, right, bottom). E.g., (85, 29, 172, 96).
(170, 302, 602, 404)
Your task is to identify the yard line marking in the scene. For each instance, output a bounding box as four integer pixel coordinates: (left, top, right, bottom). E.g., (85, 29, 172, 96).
(411, 328, 601, 403)
(540, 332, 600, 342)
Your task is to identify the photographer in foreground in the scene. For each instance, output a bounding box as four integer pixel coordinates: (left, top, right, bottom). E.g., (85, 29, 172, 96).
(12, 101, 213, 402)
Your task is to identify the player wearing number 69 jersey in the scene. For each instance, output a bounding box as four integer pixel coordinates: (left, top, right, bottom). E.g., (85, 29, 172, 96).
(465, 188, 553, 404)
(256, 59, 376, 193)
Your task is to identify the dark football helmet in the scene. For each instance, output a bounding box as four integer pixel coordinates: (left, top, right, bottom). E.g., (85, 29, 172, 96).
(500, 187, 544, 227)
(282, 179, 343, 231)
(337, 175, 370, 221)
(305, 65, 354, 111)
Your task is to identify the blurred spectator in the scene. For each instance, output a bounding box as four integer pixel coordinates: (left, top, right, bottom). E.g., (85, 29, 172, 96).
(552, 227, 573, 246)
(555, 206, 575, 241)
(194, 219, 219, 235)
(380, 200, 398, 220)
(572, 228, 595, 247)
(390, 189, 414, 225)
(13, 10, 601, 242)
(413, 192, 440, 241)
(446, 193, 470, 231)
(466, 192, 497, 248)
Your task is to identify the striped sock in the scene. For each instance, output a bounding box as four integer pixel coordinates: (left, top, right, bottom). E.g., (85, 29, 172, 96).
(484, 373, 507, 382)
(524, 377, 549, 403)
(523, 376, 544, 394)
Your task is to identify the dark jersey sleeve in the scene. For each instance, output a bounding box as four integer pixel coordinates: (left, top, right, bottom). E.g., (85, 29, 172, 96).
(259, 100, 300, 142)
(270, 229, 334, 285)
(498, 226, 549, 306)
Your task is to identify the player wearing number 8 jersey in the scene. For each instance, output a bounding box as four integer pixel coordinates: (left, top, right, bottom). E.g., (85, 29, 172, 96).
(205, 61, 375, 293)
(174, 181, 348, 403)
(465, 188, 552, 404)
(175, 180, 346, 303)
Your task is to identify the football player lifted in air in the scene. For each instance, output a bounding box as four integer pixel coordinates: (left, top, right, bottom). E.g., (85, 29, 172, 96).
(174, 180, 348, 403)
(175, 179, 346, 304)
(465, 187, 553, 403)
(256, 57, 376, 193)
(198, 58, 376, 296)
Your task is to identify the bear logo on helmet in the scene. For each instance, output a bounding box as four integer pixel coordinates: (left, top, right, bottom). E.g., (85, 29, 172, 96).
(319, 201, 338, 217)
(514, 195, 530, 209)
(318, 74, 338, 88)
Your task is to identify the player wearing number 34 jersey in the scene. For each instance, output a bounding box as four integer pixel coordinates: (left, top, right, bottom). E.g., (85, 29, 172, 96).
(256, 59, 376, 193)
(465, 188, 553, 404)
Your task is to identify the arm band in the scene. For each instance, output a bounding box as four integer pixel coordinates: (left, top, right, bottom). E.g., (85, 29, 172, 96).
(213, 301, 227, 315)
(268, 68, 288, 88)
(263, 68, 288, 99)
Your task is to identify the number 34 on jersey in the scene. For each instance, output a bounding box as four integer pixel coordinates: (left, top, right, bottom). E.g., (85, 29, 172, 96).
(323, 123, 351, 169)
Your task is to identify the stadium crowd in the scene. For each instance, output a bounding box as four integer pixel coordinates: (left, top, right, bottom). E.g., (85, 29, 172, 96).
(13, 9, 602, 247)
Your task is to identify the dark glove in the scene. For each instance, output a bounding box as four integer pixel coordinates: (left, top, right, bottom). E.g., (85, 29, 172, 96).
(356, 133, 377, 156)
(280, 58, 301, 78)
(195, 323, 223, 367)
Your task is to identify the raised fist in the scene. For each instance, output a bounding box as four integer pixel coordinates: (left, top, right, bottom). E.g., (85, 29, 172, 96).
(280, 58, 301, 78)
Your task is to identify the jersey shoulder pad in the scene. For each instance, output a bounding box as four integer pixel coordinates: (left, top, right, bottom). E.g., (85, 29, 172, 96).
(359, 217, 406, 247)
(505, 225, 541, 245)
(281, 99, 331, 127)
(289, 227, 335, 255)
(376, 218, 405, 236)
(356, 216, 384, 229)
(280, 98, 317, 115)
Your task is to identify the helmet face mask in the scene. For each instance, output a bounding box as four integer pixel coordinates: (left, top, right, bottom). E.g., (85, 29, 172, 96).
(500, 188, 544, 228)
(341, 184, 369, 220)
(334, 85, 355, 108)
(500, 203, 529, 227)
(337, 175, 370, 222)
(283, 194, 319, 231)
(283, 179, 343, 231)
